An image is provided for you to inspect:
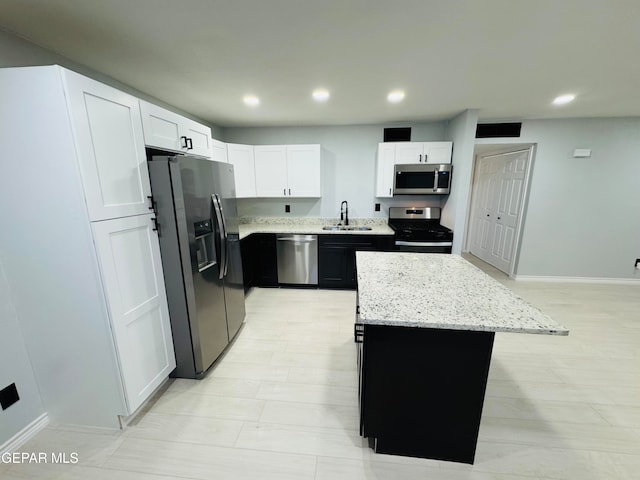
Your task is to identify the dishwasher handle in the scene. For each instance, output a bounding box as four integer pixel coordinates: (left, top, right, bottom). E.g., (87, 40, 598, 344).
(276, 235, 317, 243)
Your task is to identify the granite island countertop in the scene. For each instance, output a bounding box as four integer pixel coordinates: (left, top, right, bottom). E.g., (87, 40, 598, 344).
(238, 217, 394, 240)
(356, 251, 568, 335)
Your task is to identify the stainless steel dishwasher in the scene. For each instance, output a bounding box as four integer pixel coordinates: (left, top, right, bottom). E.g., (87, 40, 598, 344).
(276, 234, 318, 285)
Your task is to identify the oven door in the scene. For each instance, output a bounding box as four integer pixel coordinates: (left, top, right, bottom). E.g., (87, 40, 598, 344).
(394, 240, 452, 253)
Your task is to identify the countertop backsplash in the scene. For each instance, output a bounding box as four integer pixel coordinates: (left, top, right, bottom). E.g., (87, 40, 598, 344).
(239, 216, 389, 226)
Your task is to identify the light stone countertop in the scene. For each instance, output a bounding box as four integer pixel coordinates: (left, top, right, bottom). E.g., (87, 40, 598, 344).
(356, 251, 569, 335)
(238, 217, 394, 240)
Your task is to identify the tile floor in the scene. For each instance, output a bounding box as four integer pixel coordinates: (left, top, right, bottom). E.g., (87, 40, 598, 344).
(3, 254, 640, 479)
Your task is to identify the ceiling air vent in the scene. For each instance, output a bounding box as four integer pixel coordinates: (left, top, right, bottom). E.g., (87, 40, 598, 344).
(476, 123, 522, 138)
(384, 127, 411, 142)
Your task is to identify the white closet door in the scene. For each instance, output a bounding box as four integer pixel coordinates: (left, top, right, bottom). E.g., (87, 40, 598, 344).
(63, 70, 151, 221)
(469, 150, 529, 274)
(92, 214, 175, 413)
(487, 151, 528, 272)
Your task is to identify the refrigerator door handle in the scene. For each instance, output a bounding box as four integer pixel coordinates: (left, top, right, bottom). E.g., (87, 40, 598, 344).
(211, 194, 226, 280)
(215, 194, 230, 277)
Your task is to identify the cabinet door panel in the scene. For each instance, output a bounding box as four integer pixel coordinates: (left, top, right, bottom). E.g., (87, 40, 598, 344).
(211, 138, 228, 163)
(254, 145, 287, 197)
(92, 214, 176, 414)
(424, 142, 453, 164)
(286, 145, 321, 197)
(64, 71, 151, 221)
(227, 144, 257, 198)
(182, 118, 212, 158)
(140, 101, 183, 152)
(395, 143, 424, 164)
(375, 143, 395, 197)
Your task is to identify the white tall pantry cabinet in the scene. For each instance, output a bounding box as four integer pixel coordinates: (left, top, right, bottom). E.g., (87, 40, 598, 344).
(0, 66, 175, 428)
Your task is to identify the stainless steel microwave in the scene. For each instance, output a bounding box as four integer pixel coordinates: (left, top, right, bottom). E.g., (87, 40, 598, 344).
(393, 163, 452, 195)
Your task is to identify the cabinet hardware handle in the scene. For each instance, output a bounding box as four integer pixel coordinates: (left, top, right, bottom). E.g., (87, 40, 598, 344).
(180, 136, 188, 148)
(486, 214, 490, 217)
(187, 138, 193, 150)
(497, 216, 501, 220)
(289, 188, 291, 195)
(147, 195, 156, 211)
(151, 217, 160, 233)
(419, 154, 422, 162)
(425, 154, 428, 162)
(283, 188, 286, 195)
(389, 188, 392, 195)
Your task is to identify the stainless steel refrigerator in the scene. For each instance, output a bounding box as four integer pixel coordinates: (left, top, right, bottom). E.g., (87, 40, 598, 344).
(148, 155, 245, 379)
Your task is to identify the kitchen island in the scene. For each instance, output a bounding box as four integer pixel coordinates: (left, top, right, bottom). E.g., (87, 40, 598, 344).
(355, 252, 568, 464)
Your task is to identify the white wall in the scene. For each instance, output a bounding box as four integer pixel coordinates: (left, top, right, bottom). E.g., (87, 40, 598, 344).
(0, 261, 45, 447)
(222, 123, 447, 219)
(441, 109, 479, 254)
(476, 118, 640, 280)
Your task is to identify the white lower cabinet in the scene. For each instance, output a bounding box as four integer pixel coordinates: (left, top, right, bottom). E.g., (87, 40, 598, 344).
(92, 214, 175, 413)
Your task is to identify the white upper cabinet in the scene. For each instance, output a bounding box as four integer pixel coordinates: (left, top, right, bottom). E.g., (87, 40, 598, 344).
(227, 143, 257, 198)
(63, 70, 151, 221)
(375, 143, 396, 198)
(395, 142, 426, 164)
(286, 144, 321, 197)
(91, 213, 175, 413)
(254, 145, 288, 196)
(253, 144, 321, 197)
(393, 141, 453, 164)
(140, 101, 212, 158)
(210, 138, 228, 163)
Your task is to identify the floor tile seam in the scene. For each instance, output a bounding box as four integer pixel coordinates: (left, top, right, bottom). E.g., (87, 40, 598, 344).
(480, 413, 612, 427)
(166, 387, 262, 399)
(78, 464, 197, 480)
(480, 415, 640, 432)
(254, 416, 359, 433)
(110, 433, 322, 464)
(472, 438, 640, 460)
(158, 389, 267, 401)
(143, 409, 265, 423)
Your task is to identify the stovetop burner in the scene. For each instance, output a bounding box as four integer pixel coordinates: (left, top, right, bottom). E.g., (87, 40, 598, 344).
(388, 206, 453, 243)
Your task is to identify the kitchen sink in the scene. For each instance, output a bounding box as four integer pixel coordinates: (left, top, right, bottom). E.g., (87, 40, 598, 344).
(322, 226, 372, 231)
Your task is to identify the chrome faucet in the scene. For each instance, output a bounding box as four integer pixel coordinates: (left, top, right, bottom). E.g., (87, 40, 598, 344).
(340, 200, 349, 226)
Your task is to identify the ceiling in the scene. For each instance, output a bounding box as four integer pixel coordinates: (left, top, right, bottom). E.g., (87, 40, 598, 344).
(1, 0, 639, 127)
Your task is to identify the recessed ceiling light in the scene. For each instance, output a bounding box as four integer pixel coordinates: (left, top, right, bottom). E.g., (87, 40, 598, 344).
(387, 90, 406, 103)
(243, 95, 260, 107)
(552, 94, 576, 105)
(312, 88, 330, 102)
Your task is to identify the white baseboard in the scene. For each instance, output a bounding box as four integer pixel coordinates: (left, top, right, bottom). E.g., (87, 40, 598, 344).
(0, 413, 49, 454)
(514, 275, 640, 285)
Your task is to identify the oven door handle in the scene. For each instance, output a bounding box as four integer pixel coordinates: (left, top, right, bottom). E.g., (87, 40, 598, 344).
(395, 241, 453, 247)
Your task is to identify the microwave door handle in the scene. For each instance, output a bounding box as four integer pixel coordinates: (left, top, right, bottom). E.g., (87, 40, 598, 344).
(433, 170, 439, 191)
(211, 195, 226, 280)
(215, 194, 229, 277)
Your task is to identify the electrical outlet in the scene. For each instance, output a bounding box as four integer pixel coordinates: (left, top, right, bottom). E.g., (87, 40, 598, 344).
(0, 383, 19, 410)
(375, 203, 381, 212)
(635, 258, 640, 269)
(285, 205, 291, 213)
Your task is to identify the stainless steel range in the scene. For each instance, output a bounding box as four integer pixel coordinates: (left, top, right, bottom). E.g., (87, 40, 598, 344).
(388, 206, 453, 253)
